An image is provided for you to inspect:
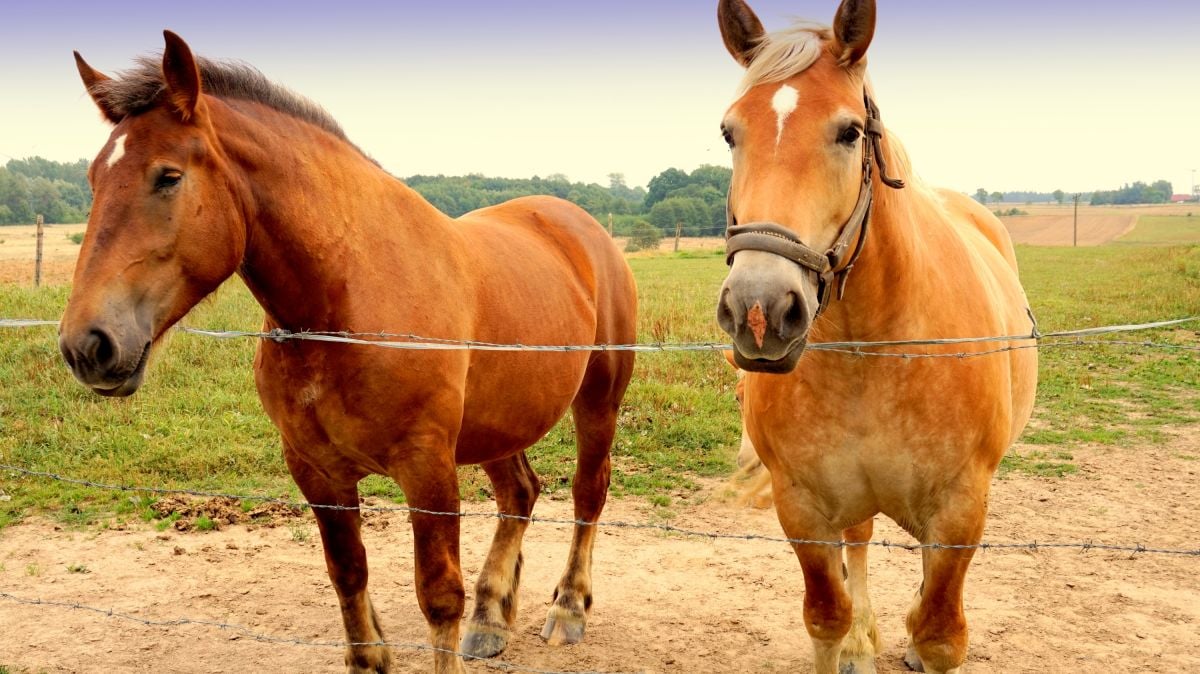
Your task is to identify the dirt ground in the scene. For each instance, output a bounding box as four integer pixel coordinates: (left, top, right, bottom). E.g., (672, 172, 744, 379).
(1, 435, 1197, 674)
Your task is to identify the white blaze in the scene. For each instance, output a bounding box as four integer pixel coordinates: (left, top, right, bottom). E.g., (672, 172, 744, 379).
(105, 134, 127, 168)
(771, 85, 800, 149)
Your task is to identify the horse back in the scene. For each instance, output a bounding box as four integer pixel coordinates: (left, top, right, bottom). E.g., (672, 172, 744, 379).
(457, 196, 637, 345)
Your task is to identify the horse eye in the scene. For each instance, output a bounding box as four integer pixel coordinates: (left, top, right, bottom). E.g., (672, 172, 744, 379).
(721, 126, 735, 149)
(838, 126, 862, 145)
(156, 170, 183, 191)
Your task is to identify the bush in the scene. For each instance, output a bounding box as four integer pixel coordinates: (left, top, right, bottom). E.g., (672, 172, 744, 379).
(625, 221, 662, 252)
(67, 232, 84, 245)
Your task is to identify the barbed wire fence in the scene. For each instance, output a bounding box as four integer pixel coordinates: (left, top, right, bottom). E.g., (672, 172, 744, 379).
(4, 315, 1200, 357)
(2, 314, 1199, 672)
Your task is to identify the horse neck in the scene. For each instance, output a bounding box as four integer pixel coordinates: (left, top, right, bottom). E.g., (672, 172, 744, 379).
(211, 100, 450, 330)
(813, 166, 928, 342)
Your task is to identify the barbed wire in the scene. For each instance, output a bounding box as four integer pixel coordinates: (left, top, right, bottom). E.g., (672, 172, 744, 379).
(2, 464, 1197, 557)
(0, 592, 636, 674)
(2, 316, 1198, 358)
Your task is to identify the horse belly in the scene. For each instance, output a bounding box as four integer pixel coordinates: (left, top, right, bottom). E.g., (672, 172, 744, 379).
(454, 350, 592, 465)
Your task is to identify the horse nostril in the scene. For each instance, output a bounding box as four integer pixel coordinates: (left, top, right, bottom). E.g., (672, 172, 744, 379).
(87, 329, 117, 369)
(716, 287, 740, 335)
(781, 292, 805, 331)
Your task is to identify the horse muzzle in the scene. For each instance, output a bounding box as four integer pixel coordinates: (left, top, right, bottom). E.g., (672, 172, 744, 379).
(59, 324, 152, 397)
(716, 251, 818, 374)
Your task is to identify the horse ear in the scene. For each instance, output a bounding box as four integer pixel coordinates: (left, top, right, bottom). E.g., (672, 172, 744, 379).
(161, 30, 203, 122)
(832, 0, 876, 67)
(74, 52, 122, 124)
(718, 0, 766, 67)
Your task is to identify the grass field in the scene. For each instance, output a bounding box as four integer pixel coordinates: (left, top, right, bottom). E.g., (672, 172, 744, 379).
(1, 218, 1198, 528)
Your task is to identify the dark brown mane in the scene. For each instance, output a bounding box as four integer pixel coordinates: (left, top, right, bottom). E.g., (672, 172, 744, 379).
(94, 55, 372, 160)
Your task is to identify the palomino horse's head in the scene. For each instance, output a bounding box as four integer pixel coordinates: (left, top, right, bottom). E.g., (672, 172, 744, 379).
(716, 0, 902, 374)
(60, 32, 247, 396)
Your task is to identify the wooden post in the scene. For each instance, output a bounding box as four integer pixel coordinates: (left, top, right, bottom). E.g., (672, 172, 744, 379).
(608, 213, 614, 237)
(1072, 194, 1080, 247)
(674, 221, 683, 252)
(34, 214, 44, 287)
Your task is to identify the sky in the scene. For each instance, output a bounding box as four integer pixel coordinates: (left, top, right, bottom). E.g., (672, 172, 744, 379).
(1, 0, 1198, 195)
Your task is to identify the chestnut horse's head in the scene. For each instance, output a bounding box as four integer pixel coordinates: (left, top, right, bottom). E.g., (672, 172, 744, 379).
(60, 32, 247, 396)
(716, 0, 896, 374)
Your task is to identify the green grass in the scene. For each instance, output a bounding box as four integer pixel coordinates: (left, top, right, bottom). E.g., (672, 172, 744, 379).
(1117, 215, 1200, 245)
(1011, 243, 1200, 465)
(1, 236, 1198, 526)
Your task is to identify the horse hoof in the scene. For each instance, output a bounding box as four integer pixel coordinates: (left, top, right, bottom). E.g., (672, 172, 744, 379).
(540, 605, 587, 646)
(904, 644, 925, 672)
(839, 658, 878, 674)
(460, 626, 509, 659)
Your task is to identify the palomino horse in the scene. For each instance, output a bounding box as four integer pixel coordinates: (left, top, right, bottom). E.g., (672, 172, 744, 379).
(60, 32, 637, 674)
(715, 1, 1038, 673)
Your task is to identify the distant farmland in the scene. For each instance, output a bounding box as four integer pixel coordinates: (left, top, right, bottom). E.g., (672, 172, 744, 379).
(998, 203, 1196, 246)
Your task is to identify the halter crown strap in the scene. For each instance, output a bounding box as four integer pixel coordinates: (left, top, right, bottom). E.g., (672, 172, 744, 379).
(724, 91, 905, 317)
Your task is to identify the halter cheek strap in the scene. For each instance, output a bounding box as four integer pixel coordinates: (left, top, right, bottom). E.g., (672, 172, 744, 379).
(725, 92, 906, 317)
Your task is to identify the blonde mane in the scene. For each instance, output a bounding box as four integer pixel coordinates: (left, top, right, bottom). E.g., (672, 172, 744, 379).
(738, 23, 832, 94)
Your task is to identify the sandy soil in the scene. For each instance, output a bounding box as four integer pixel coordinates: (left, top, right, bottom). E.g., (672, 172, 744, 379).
(1, 435, 1198, 674)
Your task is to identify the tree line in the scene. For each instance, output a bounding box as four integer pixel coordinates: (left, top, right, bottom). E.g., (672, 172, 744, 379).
(7, 155, 1181, 233)
(0, 156, 735, 238)
(0, 157, 92, 225)
(973, 179, 1176, 207)
(408, 165, 733, 237)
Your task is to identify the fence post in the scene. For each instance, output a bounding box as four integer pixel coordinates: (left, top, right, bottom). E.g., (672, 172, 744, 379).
(674, 221, 682, 252)
(1072, 194, 1080, 247)
(608, 213, 614, 237)
(34, 214, 44, 287)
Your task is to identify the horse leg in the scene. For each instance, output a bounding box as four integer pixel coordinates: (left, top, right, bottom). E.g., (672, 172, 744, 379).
(904, 502, 987, 674)
(284, 448, 391, 673)
(391, 453, 467, 674)
(542, 351, 633, 646)
(774, 491, 853, 674)
(460, 452, 541, 658)
(839, 518, 880, 674)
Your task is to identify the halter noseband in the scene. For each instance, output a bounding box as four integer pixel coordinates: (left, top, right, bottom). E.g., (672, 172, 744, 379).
(725, 92, 906, 317)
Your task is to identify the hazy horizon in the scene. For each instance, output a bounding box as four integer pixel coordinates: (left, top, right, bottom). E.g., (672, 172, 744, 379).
(1, 1, 1197, 195)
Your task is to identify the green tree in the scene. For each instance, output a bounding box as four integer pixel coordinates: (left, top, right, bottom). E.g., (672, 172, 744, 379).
(974, 188, 988, 205)
(990, 191, 1004, 205)
(645, 168, 691, 208)
(649, 197, 711, 236)
(1053, 189, 1065, 205)
(688, 164, 733, 197)
(625, 221, 661, 252)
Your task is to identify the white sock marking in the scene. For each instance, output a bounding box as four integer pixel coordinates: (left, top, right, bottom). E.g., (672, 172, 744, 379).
(771, 85, 800, 149)
(105, 134, 127, 169)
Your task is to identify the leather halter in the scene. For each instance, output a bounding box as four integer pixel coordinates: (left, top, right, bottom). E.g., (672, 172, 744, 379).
(725, 92, 906, 317)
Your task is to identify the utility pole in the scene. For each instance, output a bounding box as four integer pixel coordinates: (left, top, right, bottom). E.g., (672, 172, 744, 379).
(674, 221, 683, 252)
(34, 214, 44, 287)
(607, 212, 614, 237)
(1191, 169, 1197, 199)
(1072, 194, 1080, 247)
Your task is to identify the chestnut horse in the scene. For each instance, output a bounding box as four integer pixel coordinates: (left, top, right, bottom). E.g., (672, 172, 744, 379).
(715, 2, 1037, 673)
(60, 32, 636, 674)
